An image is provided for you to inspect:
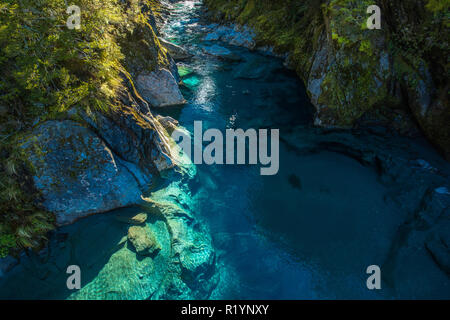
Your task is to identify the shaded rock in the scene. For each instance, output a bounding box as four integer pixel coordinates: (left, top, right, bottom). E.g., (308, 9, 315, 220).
(81, 109, 176, 173)
(116, 213, 147, 225)
(21, 100, 182, 226)
(128, 226, 160, 256)
(0, 256, 18, 279)
(204, 24, 256, 49)
(426, 224, 450, 274)
(406, 64, 450, 159)
(136, 68, 186, 107)
(158, 37, 193, 61)
(22, 120, 143, 226)
(202, 45, 242, 61)
(233, 56, 281, 80)
(415, 187, 450, 228)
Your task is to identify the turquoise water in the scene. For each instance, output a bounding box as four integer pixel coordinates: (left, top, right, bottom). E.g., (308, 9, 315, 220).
(1, 0, 449, 299)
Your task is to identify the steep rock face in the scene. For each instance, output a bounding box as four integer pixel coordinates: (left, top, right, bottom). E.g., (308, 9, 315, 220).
(204, 0, 449, 159)
(21, 102, 179, 226)
(22, 121, 144, 226)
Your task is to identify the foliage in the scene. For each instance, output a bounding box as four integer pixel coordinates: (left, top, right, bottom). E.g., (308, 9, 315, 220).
(0, 0, 166, 257)
(204, 0, 449, 128)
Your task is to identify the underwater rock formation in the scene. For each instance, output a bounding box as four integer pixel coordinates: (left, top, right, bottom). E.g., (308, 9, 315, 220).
(128, 225, 161, 256)
(204, 24, 256, 49)
(202, 44, 242, 61)
(64, 182, 219, 300)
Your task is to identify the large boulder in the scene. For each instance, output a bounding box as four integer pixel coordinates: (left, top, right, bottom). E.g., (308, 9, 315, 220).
(22, 121, 144, 226)
(76, 107, 176, 174)
(21, 101, 181, 226)
(158, 37, 193, 61)
(136, 68, 186, 107)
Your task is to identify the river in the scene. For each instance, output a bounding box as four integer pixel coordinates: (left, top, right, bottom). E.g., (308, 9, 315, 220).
(0, 0, 448, 299)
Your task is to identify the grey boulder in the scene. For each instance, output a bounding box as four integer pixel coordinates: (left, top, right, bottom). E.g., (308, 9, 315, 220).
(22, 121, 143, 226)
(136, 68, 186, 107)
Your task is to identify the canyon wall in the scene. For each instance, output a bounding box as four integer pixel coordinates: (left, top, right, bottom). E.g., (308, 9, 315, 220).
(204, 0, 449, 159)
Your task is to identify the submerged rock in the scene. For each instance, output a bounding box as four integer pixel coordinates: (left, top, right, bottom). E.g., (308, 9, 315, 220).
(426, 224, 450, 275)
(202, 44, 241, 61)
(204, 24, 256, 49)
(177, 64, 195, 78)
(115, 213, 148, 225)
(136, 68, 186, 107)
(0, 256, 18, 279)
(128, 226, 160, 256)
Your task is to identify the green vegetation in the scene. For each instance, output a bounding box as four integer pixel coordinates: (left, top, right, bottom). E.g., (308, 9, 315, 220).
(205, 0, 325, 74)
(204, 0, 387, 123)
(204, 0, 449, 156)
(0, 0, 168, 257)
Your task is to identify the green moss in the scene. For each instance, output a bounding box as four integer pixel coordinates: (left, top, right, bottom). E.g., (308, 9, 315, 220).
(0, 0, 169, 257)
(204, 0, 449, 137)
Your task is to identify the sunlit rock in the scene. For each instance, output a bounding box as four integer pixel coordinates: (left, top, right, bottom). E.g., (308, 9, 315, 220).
(136, 68, 186, 107)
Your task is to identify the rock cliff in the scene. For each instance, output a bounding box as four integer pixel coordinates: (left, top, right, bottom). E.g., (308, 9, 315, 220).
(204, 0, 449, 159)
